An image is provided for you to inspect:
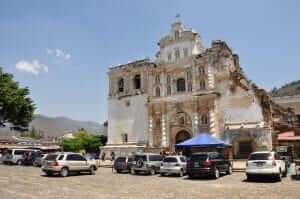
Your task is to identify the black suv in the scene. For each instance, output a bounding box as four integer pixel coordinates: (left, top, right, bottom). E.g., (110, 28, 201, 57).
(187, 152, 232, 179)
(114, 156, 134, 173)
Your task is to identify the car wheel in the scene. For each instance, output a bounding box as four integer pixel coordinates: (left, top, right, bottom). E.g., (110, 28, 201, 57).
(246, 173, 253, 181)
(131, 169, 136, 175)
(45, 171, 53, 176)
(33, 161, 38, 167)
(150, 168, 155, 175)
(226, 165, 232, 175)
(16, 160, 23, 166)
(90, 166, 96, 175)
(179, 170, 184, 177)
(116, 169, 121, 173)
(188, 174, 194, 179)
(214, 168, 220, 179)
(283, 169, 287, 177)
(60, 167, 69, 177)
(160, 172, 165, 177)
(277, 172, 282, 182)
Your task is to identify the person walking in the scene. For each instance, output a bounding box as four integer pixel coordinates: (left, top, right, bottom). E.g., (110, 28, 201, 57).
(111, 151, 115, 173)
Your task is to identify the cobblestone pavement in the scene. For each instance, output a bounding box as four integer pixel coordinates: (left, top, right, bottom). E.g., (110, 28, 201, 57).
(0, 165, 300, 199)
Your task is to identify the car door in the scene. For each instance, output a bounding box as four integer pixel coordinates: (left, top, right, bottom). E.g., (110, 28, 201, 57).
(180, 156, 187, 172)
(66, 154, 78, 171)
(74, 154, 89, 171)
(218, 154, 228, 172)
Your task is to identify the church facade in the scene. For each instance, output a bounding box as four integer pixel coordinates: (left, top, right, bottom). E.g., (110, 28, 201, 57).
(104, 17, 295, 158)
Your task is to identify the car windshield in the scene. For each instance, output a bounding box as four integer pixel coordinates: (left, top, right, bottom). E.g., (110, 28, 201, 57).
(135, 155, 147, 161)
(191, 154, 208, 161)
(149, 155, 163, 161)
(163, 157, 178, 163)
(249, 153, 271, 160)
(44, 154, 58, 161)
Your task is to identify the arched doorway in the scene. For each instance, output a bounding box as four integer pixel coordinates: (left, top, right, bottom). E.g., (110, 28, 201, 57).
(175, 130, 191, 144)
(232, 135, 257, 159)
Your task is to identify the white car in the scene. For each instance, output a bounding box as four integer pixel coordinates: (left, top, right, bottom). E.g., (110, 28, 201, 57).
(160, 156, 186, 177)
(245, 151, 287, 181)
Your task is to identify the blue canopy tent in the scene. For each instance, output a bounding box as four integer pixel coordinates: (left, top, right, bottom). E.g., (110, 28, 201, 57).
(176, 133, 231, 149)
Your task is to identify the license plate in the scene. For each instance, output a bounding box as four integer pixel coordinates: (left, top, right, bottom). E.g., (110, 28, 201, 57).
(256, 162, 264, 167)
(194, 162, 199, 167)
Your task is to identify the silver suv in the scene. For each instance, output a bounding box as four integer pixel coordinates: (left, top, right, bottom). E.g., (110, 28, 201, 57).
(41, 152, 97, 177)
(160, 155, 187, 177)
(131, 153, 163, 175)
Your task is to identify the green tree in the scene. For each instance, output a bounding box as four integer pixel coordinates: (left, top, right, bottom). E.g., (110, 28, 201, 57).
(60, 137, 83, 152)
(0, 67, 35, 131)
(59, 129, 105, 152)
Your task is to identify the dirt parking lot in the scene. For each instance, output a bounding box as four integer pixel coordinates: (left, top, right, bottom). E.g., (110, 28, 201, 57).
(0, 165, 299, 199)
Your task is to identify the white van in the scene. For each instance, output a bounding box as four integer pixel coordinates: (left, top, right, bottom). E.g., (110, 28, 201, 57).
(2, 148, 39, 165)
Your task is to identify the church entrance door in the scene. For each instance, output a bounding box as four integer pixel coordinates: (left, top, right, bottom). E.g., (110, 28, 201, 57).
(175, 130, 191, 144)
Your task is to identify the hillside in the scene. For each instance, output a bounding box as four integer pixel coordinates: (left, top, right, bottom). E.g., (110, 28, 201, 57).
(271, 80, 300, 97)
(0, 114, 107, 139)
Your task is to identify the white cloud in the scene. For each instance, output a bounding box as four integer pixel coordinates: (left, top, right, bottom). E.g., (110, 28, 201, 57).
(47, 48, 71, 60)
(46, 48, 53, 55)
(16, 59, 48, 75)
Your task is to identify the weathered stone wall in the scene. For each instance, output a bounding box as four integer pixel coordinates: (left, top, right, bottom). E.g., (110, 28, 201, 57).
(222, 128, 272, 157)
(107, 95, 148, 145)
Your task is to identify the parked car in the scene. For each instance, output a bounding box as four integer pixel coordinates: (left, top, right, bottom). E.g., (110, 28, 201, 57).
(114, 155, 134, 173)
(245, 151, 287, 181)
(2, 149, 39, 165)
(160, 155, 186, 177)
(33, 153, 48, 167)
(186, 152, 232, 179)
(41, 152, 98, 177)
(295, 160, 300, 175)
(130, 153, 163, 175)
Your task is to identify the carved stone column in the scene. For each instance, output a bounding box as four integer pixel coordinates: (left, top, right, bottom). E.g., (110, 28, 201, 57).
(148, 117, 153, 147)
(161, 114, 167, 147)
(207, 65, 215, 90)
(192, 112, 199, 136)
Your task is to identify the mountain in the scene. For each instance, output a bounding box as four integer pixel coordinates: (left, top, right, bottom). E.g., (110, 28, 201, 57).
(271, 80, 300, 97)
(0, 114, 107, 139)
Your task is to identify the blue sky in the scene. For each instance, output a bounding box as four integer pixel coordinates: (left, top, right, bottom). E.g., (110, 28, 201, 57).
(1, 1, 300, 123)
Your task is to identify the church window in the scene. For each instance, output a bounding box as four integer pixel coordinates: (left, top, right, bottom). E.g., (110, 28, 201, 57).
(156, 118, 161, 128)
(175, 30, 179, 39)
(184, 48, 188, 58)
(175, 49, 180, 60)
(201, 114, 208, 125)
(167, 86, 171, 96)
(134, 74, 141, 89)
(118, 78, 124, 92)
(167, 75, 171, 84)
(155, 75, 160, 84)
(179, 117, 185, 125)
(199, 67, 205, 75)
(188, 83, 192, 92)
(121, 134, 128, 143)
(177, 78, 186, 92)
(168, 53, 172, 61)
(200, 80, 206, 90)
(156, 87, 160, 97)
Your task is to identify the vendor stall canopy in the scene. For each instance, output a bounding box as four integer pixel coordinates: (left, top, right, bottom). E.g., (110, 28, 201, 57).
(176, 133, 231, 148)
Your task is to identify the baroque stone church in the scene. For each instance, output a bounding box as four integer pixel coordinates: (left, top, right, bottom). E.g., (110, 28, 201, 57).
(103, 17, 295, 158)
